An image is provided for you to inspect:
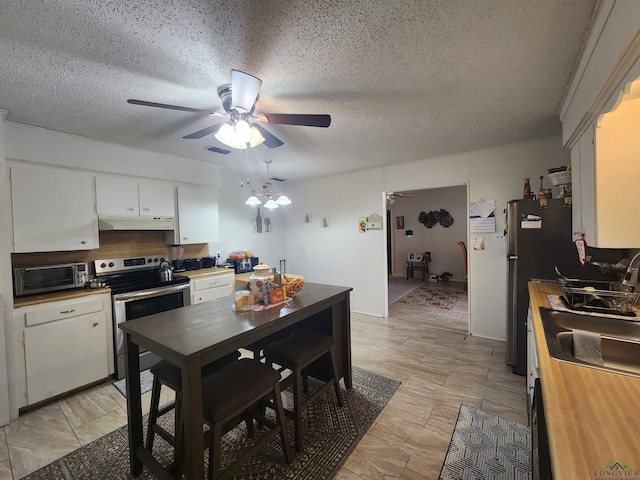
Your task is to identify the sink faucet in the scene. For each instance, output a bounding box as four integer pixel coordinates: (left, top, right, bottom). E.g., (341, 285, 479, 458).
(622, 252, 640, 290)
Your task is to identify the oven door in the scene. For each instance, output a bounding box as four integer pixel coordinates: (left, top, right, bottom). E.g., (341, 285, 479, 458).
(112, 283, 191, 378)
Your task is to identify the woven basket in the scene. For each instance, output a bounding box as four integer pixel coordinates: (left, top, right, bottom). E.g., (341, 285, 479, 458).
(548, 170, 572, 186)
(282, 274, 304, 297)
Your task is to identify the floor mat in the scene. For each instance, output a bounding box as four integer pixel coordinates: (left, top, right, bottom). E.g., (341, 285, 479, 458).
(112, 368, 154, 397)
(439, 404, 531, 480)
(24, 366, 400, 480)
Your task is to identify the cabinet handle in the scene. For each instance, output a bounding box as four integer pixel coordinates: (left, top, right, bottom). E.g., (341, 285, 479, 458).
(81, 240, 86, 244)
(183, 237, 188, 241)
(143, 207, 150, 211)
(60, 309, 75, 314)
(93, 322, 99, 327)
(209, 282, 218, 287)
(128, 207, 134, 211)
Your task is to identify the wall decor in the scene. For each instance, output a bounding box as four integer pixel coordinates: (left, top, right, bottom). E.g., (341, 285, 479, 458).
(358, 216, 367, 233)
(252, 207, 263, 233)
(439, 209, 454, 227)
(366, 213, 382, 230)
(304, 212, 312, 223)
(396, 216, 404, 229)
(321, 216, 330, 228)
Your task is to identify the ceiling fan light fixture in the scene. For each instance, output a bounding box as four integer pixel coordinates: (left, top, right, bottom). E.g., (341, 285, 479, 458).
(215, 119, 265, 149)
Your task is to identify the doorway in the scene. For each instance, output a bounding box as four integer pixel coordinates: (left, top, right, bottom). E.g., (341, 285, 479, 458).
(386, 185, 469, 332)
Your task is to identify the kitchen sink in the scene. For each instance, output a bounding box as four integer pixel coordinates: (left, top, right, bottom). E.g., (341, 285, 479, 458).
(539, 307, 640, 377)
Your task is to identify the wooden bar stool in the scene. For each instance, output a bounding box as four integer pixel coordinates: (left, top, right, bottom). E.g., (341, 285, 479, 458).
(263, 330, 343, 452)
(145, 351, 241, 462)
(201, 358, 293, 480)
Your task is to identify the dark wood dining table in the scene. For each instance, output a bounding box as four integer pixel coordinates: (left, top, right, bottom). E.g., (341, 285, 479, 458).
(119, 282, 352, 480)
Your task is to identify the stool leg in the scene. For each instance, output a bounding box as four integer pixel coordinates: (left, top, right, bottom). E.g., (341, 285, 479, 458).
(145, 375, 162, 452)
(329, 345, 343, 407)
(293, 365, 305, 452)
(272, 382, 293, 464)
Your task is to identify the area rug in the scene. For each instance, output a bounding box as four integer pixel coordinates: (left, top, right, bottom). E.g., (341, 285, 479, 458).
(23, 366, 400, 480)
(439, 405, 531, 480)
(398, 286, 465, 310)
(388, 279, 422, 304)
(112, 368, 154, 397)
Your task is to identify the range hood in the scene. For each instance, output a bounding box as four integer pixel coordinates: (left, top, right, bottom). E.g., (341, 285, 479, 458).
(98, 216, 175, 231)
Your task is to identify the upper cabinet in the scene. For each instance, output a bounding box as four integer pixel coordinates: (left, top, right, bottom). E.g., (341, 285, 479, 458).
(166, 186, 219, 245)
(571, 80, 640, 248)
(10, 166, 99, 253)
(96, 176, 174, 217)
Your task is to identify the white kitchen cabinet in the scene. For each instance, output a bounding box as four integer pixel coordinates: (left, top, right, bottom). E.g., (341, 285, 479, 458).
(10, 166, 99, 253)
(571, 88, 640, 248)
(526, 305, 538, 412)
(166, 186, 219, 245)
(96, 176, 174, 217)
(191, 271, 235, 304)
(13, 293, 113, 408)
(570, 125, 596, 246)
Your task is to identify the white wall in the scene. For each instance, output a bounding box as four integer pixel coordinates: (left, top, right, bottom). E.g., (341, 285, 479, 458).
(283, 136, 571, 340)
(390, 185, 467, 280)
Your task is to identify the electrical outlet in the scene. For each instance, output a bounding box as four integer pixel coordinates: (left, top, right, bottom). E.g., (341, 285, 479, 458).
(216, 251, 221, 257)
(494, 233, 506, 242)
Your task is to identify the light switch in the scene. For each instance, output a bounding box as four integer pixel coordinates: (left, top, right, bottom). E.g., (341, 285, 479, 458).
(493, 233, 506, 242)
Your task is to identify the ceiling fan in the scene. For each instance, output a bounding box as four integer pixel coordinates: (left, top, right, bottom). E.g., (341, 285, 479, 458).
(127, 70, 331, 151)
(386, 192, 413, 205)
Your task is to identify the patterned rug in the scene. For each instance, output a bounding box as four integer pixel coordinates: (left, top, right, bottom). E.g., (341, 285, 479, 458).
(397, 286, 465, 310)
(439, 405, 531, 480)
(23, 367, 400, 480)
(112, 368, 154, 397)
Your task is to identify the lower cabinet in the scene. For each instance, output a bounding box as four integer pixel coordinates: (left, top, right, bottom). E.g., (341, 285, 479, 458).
(14, 293, 113, 408)
(191, 271, 235, 304)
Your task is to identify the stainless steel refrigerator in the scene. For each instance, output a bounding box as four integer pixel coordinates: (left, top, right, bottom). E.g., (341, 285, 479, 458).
(506, 198, 587, 375)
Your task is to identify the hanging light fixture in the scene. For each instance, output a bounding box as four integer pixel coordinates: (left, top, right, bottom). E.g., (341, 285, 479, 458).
(215, 112, 265, 149)
(245, 160, 292, 209)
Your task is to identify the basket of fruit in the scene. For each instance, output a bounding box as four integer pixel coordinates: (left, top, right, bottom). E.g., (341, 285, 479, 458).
(282, 274, 305, 298)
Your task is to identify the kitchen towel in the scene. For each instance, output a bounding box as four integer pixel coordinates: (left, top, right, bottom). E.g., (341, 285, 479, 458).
(572, 329, 604, 366)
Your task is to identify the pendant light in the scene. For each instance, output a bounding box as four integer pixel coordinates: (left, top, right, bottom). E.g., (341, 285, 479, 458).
(245, 160, 292, 208)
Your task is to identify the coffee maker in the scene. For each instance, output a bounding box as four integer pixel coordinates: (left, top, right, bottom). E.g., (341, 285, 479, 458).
(170, 245, 185, 272)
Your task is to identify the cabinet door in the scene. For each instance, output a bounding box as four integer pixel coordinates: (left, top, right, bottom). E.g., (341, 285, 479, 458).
(191, 272, 234, 303)
(96, 176, 139, 215)
(24, 311, 108, 404)
(11, 166, 99, 252)
(577, 128, 596, 246)
(175, 186, 219, 244)
(139, 181, 175, 217)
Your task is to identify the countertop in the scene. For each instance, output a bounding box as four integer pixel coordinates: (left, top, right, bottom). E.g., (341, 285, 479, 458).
(174, 267, 234, 280)
(529, 281, 640, 479)
(14, 287, 111, 308)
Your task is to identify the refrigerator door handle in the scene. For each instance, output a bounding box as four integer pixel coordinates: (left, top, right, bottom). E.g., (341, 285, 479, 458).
(508, 255, 517, 260)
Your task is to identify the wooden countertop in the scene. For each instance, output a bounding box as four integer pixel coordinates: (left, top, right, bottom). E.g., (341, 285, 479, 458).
(14, 287, 111, 308)
(529, 281, 640, 479)
(174, 267, 234, 280)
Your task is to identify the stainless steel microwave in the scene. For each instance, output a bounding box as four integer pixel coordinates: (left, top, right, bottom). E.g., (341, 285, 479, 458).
(14, 262, 89, 297)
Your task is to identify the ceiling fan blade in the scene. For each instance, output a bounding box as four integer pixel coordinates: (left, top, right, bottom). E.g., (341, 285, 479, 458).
(231, 70, 262, 112)
(258, 113, 331, 128)
(207, 146, 231, 154)
(127, 99, 217, 114)
(252, 124, 284, 148)
(182, 122, 225, 140)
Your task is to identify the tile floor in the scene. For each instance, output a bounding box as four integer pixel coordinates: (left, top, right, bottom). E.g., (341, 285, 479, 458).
(0, 278, 527, 479)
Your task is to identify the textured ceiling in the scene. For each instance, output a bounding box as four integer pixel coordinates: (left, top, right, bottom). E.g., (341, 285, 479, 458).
(0, 0, 596, 182)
